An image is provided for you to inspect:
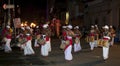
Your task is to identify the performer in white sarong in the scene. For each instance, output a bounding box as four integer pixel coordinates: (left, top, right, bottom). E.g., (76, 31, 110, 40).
(94, 25, 100, 47)
(64, 25, 74, 61)
(41, 35, 50, 56)
(4, 25, 12, 53)
(24, 33, 35, 55)
(34, 26, 40, 47)
(41, 24, 51, 56)
(73, 26, 82, 52)
(102, 25, 111, 61)
(89, 26, 95, 51)
(109, 25, 115, 46)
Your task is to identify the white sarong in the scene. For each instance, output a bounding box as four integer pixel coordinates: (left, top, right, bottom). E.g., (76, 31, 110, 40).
(74, 42, 82, 52)
(47, 38, 51, 52)
(103, 46, 109, 60)
(4, 39, 12, 53)
(89, 42, 95, 50)
(24, 40, 35, 55)
(64, 45, 72, 61)
(41, 41, 49, 56)
(34, 39, 39, 47)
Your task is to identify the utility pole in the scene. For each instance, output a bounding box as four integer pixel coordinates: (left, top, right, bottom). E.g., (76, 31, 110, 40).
(8, 0, 11, 25)
(46, 0, 49, 21)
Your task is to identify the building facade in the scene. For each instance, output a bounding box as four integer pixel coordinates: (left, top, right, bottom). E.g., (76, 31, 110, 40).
(84, 0, 120, 28)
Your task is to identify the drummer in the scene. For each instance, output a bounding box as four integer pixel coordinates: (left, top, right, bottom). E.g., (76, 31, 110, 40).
(109, 25, 116, 46)
(102, 25, 111, 61)
(89, 25, 96, 51)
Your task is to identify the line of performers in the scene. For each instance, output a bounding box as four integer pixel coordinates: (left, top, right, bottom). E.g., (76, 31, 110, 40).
(85, 25, 115, 61)
(60, 24, 115, 61)
(16, 23, 52, 56)
(1, 24, 116, 62)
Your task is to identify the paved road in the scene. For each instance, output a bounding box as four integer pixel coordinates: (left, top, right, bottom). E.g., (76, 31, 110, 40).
(0, 38, 120, 66)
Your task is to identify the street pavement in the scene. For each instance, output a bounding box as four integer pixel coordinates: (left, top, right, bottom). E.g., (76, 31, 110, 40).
(0, 38, 120, 66)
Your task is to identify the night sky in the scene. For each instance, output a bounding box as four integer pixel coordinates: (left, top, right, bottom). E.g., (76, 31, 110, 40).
(14, 0, 66, 21)
(15, 0, 47, 9)
(0, 0, 92, 21)
(14, 0, 48, 21)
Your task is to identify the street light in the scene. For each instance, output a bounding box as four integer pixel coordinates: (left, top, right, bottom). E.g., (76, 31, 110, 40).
(65, 12, 69, 25)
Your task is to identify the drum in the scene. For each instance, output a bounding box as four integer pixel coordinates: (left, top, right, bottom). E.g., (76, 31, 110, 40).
(97, 39, 108, 47)
(60, 43, 66, 49)
(89, 36, 95, 42)
(18, 38, 22, 42)
(2, 37, 7, 42)
(75, 37, 80, 44)
(38, 39, 46, 45)
(97, 39, 103, 47)
(102, 40, 108, 47)
(65, 40, 70, 45)
(19, 38, 27, 44)
(85, 36, 89, 42)
(36, 34, 40, 39)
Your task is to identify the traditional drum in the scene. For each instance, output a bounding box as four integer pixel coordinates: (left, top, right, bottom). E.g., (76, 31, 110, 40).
(36, 34, 41, 39)
(65, 40, 70, 45)
(102, 40, 109, 47)
(97, 39, 103, 47)
(2, 37, 7, 42)
(89, 36, 95, 42)
(85, 36, 95, 42)
(97, 39, 109, 47)
(37, 38, 46, 45)
(75, 37, 80, 44)
(60, 43, 66, 49)
(18, 38, 27, 44)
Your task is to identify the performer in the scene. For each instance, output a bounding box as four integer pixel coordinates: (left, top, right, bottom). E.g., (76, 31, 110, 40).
(25, 26, 33, 36)
(102, 25, 111, 61)
(24, 33, 35, 55)
(62, 26, 67, 40)
(89, 25, 95, 51)
(73, 26, 82, 52)
(41, 24, 51, 56)
(109, 25, 115, 46)
(16, 27, 26, 49)
(94, 25, 100, 47)
(34, 26, 40, 47)
(64, 25, 74, 61)
(60, 26, 67, 50)
(4, 25, 13, 53)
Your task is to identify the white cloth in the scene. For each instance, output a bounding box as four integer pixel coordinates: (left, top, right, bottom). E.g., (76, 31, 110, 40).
(41, 42, 49, 56)
(110, 37, 114, 46)
(74, 42, 82, 52)
(24, 40, 35, 55)
(64, 45, 73, 61)
(103, 46, 109, 60)
(4, 39, 12, 52)
(89, 42, 95, 50)
(94, 40, 98, 47)
(34, 39, 39, 47)
(47, 38, 51, 52)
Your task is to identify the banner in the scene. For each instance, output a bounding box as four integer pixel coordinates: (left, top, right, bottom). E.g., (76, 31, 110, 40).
(13, 18, 21, 28)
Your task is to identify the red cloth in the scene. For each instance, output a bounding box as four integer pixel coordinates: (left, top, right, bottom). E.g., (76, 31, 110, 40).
(103, 38, 109, 40)
(89, 33, 95, 36)
(26, 36, 31, 41)
(75, 35, 80, 38)
(46, 36, 49, 41)
(6, 34, 12, 39)
(62, 31, 66, 36)
(64, 37, 73, 50)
